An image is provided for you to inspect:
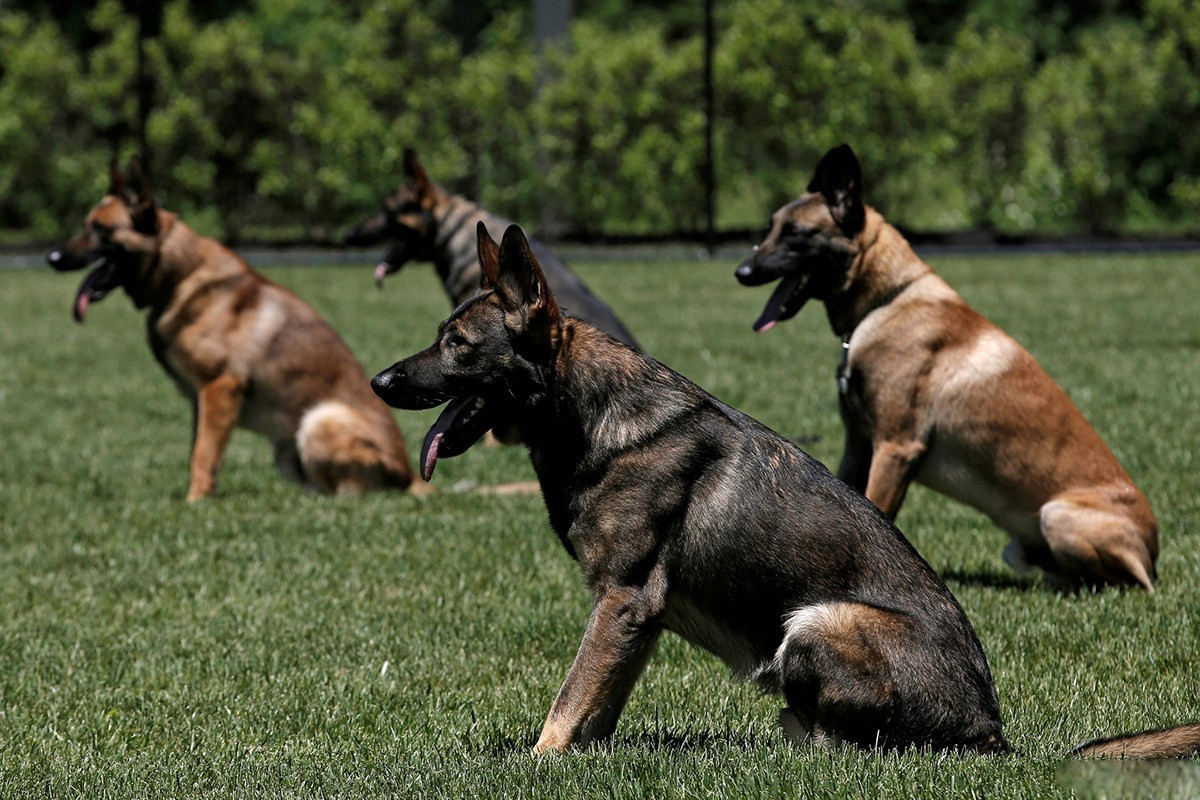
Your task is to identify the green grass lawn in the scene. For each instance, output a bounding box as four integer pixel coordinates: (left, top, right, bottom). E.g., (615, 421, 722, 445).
(1, 251, 1198, 798)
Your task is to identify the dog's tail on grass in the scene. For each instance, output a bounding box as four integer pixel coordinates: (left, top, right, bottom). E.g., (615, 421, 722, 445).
(1072, 723, 1200, 759)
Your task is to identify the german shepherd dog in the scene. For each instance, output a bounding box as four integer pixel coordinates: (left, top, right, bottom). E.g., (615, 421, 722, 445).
(47, 159, 425, 501)
(343, 148, 639, 349)
(736, 145, 1158, 592)
(370, 222, 1199, 757)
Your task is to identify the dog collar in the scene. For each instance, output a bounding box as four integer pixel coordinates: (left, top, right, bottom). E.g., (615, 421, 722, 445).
(837, 339, 850, 395)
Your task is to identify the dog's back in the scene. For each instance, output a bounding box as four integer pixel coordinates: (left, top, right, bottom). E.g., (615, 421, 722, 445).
(433, 199, 639, 347)
(347, 149, 638, 348)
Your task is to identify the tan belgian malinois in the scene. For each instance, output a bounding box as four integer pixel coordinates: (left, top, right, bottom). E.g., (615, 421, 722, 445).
(736, 144, 1157, 591)
(370, 222, 1197, 757)
(47, 159, 426, 500)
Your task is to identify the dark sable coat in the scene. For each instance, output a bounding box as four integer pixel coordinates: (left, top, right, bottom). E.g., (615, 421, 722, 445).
(345, 148, 638, 349)
(372, 222, 1008, 755)
(47, 159, 423, 500)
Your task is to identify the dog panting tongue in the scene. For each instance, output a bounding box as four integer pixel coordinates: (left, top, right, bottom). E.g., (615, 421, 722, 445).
(75, 293, 92, 324)
(73, 261, 120, 323)
(752, 270, 809, 332)
(420, 395, 474, 481)
(374, 262, 391, 288)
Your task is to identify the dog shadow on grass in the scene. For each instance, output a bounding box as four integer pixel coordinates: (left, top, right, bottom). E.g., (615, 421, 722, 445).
(479, 728, 768, 757)
(940, 566, 1042, 592)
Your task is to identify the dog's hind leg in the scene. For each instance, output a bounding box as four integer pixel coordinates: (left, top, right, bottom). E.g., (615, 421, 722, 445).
(296, 401, 421, 495)
(1039, 496, 1156, 591)
(534, 583, 664, 754)
(774, 602, 908, 750)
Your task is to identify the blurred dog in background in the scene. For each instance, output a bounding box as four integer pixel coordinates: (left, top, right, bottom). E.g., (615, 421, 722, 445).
(48, 158, 426, 501)
(344, 148, 639, 349)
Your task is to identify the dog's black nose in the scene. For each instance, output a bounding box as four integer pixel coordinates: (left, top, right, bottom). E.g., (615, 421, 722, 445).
(47, 250, 62, 267)
(370, 369, 393, 398)
(372, 364, 408, 401)
(735, 261, 758, 285)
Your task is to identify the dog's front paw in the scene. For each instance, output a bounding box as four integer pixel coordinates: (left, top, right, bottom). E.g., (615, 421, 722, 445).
(532, 729, 571, 756)
(186, 480, 214, 502)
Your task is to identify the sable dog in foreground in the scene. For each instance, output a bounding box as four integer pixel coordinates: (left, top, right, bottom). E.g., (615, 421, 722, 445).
(371, 222, 1196, 756)
(344, 148, 639, 349)
(47, 159, 425, 500)
(737, 145, 1158, 592)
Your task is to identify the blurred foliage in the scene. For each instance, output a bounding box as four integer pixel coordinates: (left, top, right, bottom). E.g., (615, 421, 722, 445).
(0, 0, 1197, 241)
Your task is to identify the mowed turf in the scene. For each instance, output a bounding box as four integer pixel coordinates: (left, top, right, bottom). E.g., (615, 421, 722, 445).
(0, 251, 1198, 799)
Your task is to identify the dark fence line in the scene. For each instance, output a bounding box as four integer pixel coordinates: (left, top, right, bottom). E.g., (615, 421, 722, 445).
(5, 230, 1199, 272)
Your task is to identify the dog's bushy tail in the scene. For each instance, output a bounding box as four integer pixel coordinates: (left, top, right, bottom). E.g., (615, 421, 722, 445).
(1072, 723, 1200, 759)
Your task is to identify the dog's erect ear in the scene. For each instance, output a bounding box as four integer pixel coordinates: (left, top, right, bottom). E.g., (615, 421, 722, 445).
(108, 157, 127, 198)
(125, 156, 159, 234)
(807, 144, 865, 236)
(497, 224, 559, 325)
(403, 147, 438, 209)
(477, 221, 501, 290)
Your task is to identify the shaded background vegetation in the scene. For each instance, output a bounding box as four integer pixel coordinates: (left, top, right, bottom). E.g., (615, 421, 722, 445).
(1, 0, 1198, 242)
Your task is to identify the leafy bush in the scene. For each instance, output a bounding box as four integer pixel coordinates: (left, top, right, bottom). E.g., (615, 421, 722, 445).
(1, 0, 1198, 240)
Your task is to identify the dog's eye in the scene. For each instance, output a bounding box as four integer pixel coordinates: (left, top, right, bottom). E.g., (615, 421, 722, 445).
(90, 222, 113, 236)
(444, 332, 469, 349)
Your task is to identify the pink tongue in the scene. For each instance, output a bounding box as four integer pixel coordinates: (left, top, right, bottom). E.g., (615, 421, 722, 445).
(752, 270, 807, 333)
(419, 396, 473, 481)
(74, 293, 90, 323)
(374, 262, 390, 288)
(420, 431, 442, 481)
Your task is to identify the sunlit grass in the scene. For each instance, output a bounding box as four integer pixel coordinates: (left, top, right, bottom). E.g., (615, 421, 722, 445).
(0, 251, 1196, 798)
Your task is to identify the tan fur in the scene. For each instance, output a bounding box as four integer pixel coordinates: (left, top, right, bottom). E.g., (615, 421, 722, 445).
(842, 209, 1155, 589)
(747, 176, 1157, 590)
(1073, 723, 1200, 759)
(53, 176, 425, 500)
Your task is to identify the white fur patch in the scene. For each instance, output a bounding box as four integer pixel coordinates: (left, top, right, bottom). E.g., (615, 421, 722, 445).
(296, 400, 359, 462)
(756, 602, 849, 689)
(233, 297, 287, 372)
(939, 329, 1020, 397)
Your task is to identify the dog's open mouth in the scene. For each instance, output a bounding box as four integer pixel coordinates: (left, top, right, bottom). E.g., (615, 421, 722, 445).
(420, 394, 497, 481)
(73, 259, 122, 323)
(752, 270, 812, 332)
(373, 242, 407, 288)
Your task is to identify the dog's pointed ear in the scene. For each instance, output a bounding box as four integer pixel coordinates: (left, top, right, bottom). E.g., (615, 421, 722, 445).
(497, 224, 559, 324)
(403, 147, 438, 209)
(477, 221, 500, 289)
(108, 157, 127, 198)
(807, 144, 865, 236)
(125, 156, 159, 234)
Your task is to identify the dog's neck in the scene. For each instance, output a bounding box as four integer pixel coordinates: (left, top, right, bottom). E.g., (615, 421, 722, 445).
(824, 208, 932, 338)
(519, 319, 701, 540)
(130, 213, 251, 316)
